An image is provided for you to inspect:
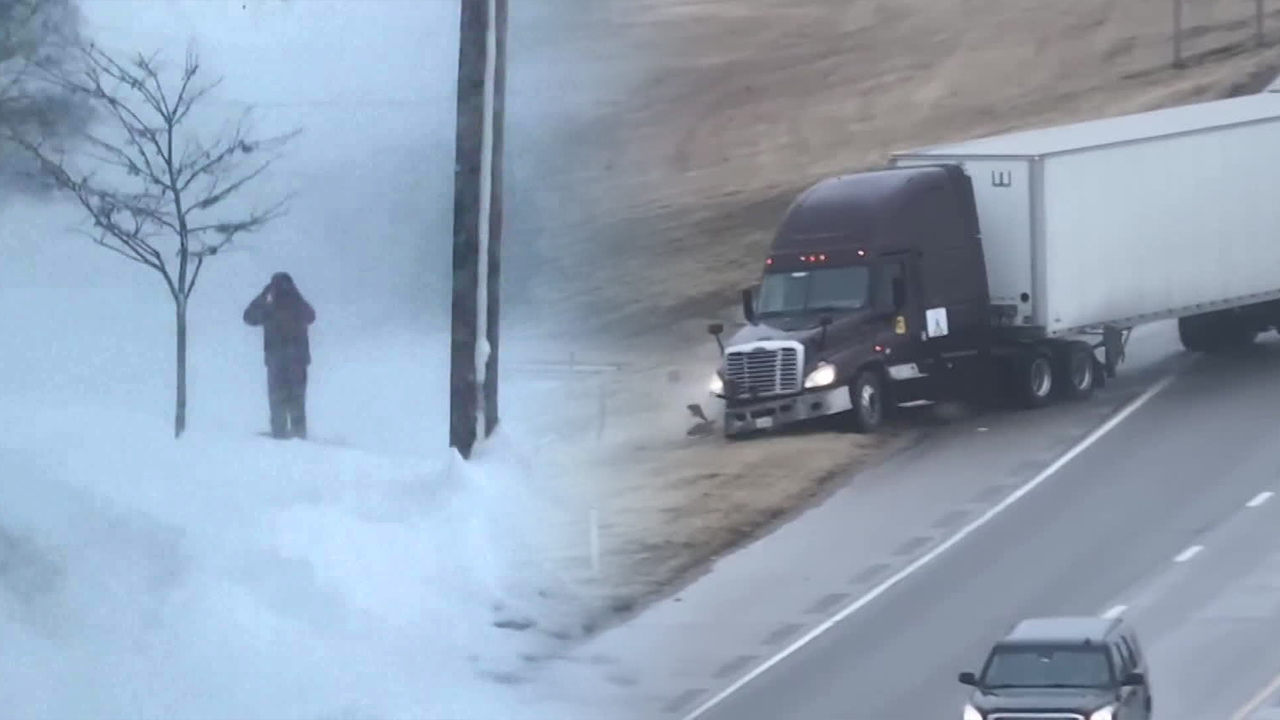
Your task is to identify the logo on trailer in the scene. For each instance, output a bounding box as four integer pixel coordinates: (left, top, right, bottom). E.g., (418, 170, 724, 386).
(991, 170, 1012, 188)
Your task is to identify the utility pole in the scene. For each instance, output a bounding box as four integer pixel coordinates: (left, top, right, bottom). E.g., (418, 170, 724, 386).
(450, 0, 507, 459)
(484, 0, 507, 439)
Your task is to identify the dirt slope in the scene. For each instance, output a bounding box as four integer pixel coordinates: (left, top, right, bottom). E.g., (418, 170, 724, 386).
(508, 0, 1280, 629)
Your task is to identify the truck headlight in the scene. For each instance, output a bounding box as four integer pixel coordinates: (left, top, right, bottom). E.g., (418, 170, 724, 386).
(962, 704, 982, 720)
(1088, 706, 1115, 720)
(709, 372, 724, 396)
(803, 362, 837, 389)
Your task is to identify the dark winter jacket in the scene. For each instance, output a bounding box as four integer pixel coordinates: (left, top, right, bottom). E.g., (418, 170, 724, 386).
(243, 274, 316, 367)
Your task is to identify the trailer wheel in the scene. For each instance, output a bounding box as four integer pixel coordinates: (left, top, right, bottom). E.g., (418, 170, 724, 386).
(1217, 321, 1258, 350)
(847, 369, 885, 434)
(1054, 341, 1095, 401)
(1177, 315, 1211, 353)
(1014, 350, 1055, 409)
(1180, 312, 1257, 352)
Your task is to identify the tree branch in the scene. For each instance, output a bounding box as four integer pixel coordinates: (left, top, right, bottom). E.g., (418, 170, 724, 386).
(9, 41, 299, 304)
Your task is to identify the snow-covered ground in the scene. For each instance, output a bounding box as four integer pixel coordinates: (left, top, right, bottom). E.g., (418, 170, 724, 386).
(0, 1, 637, 718)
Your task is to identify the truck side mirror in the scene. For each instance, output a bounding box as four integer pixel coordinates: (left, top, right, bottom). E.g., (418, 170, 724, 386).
(741, 288, 757, 324)
(1121, 671, 1146, 687)
(891, 277, 906, 310)
(707, 322, 725, 353)
(958, 671, 978, 686)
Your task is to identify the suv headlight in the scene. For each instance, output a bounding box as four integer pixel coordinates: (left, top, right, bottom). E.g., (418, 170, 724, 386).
(1089, 706, 1115, 720)
(709, 372, 724, 396)
(803, 362, 837, 389)
(962, 704, 982, 720)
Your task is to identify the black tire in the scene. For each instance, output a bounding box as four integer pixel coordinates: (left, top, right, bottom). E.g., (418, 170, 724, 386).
(1177, 315, 1211, 352)
(1054, 341, 1096, 401)
(1013, 349, 1055, 409)
(1219, 321, 1258, 350)
(1180, 312, 1257, 352)
(847, 368, 886, 434)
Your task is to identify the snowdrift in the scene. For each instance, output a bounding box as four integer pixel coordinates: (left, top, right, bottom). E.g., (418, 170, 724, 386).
(0, 0, 636, 717)
(0, 410, 573, 719)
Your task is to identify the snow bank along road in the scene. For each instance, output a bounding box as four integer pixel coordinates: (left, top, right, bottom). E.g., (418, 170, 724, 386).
(566, 324, 1280, 719)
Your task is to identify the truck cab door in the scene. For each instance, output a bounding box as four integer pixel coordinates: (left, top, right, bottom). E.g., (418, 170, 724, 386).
(877, 253, 925, 348)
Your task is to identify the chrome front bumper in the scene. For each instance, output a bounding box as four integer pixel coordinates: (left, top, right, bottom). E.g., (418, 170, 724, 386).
(722, 384, 853, 435)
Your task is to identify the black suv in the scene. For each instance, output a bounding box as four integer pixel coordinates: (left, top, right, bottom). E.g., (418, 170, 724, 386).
(958, 616, 1153, 720)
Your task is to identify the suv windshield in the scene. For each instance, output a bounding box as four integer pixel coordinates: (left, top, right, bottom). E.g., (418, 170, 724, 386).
(980, 645, 1114, 689)
(757, 266, 870, 317)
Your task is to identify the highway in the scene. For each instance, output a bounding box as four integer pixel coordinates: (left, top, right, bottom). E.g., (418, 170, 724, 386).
(686, 340, 1280, 720)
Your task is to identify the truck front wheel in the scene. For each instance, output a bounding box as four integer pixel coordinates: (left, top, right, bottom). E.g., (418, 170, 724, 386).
(1013, 350, 1056, 409)
(846, 369, 885, 434)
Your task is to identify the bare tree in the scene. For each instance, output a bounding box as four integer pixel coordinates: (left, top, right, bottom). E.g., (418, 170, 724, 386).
(6, 43, 300, 438)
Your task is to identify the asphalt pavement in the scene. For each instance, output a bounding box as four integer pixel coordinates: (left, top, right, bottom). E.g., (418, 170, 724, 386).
(685, 340, 1280, 720)
(564, 322, 1182, 716)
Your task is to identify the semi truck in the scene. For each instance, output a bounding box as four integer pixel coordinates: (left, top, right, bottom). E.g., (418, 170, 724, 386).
(706, 93, 1280, 437)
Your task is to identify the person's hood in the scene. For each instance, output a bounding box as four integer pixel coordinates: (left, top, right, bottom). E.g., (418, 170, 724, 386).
(969, 686, 1120, 716)
(270, 271, 295, 289)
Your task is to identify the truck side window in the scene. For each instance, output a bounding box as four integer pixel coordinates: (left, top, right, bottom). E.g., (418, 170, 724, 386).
(1120, 636, 1141, 667)
(877, 261, 906, 310)
(1109, 642, 1129, 674)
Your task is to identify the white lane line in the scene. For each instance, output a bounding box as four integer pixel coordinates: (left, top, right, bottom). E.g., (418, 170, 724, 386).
(1230, 666, 1280, 720)
(1173, 544, 1203, 563)
(681, 370, 1182, 720)
(1248, 491, 1274, 508)
(1101, 604, 1127, 619)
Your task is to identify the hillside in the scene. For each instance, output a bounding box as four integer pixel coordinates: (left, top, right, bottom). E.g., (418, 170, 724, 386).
(529, 0, 1280, 337)
(511, 0, 1280, 626)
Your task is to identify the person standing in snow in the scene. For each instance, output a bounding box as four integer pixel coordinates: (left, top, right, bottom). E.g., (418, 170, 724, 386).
(243, 271, 316, 439)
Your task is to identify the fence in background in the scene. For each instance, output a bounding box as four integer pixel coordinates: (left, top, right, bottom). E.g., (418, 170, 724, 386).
(1172, 0, 1268, 67)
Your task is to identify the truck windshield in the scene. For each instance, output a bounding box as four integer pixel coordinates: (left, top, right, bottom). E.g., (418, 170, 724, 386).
(757, 266, 871, 317)
(980, 646, 1113, 689)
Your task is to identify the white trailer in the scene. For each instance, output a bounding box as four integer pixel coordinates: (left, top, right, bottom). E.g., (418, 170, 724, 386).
(890, 93, 1280, 340)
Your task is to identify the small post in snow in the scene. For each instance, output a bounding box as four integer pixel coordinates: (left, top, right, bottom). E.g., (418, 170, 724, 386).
(450, 0, 508, 458)
(589, 506, 601, 576)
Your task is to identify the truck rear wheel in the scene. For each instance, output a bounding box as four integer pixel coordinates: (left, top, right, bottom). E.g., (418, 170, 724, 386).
(1013, 349, 1055, 409)
(1053, 341, 1095, 401)
(846, 369, 885, 434)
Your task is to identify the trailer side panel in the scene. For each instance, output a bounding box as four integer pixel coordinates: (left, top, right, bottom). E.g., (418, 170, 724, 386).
(1040, 115, 1280, 334)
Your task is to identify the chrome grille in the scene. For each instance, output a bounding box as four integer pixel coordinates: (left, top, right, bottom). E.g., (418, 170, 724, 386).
(988, 707, 1080, 712)
(989, 714, 1085, 720)
(724, 344, 801, 397)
